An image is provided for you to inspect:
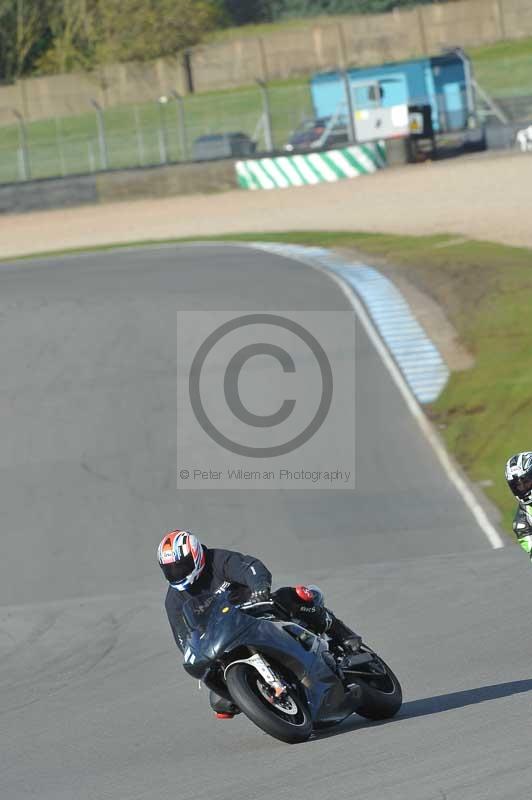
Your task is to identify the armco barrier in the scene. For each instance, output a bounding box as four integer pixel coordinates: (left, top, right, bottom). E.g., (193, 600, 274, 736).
(1, 145, 386, 215)
(0, 159, 238, 215)
(96, 159, 237, 203)
(0, 173, 98, 214)
(235, 143, 387, 190)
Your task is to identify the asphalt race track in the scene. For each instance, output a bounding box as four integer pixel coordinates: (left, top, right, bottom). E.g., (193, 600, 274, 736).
(1, 244, 531, 800)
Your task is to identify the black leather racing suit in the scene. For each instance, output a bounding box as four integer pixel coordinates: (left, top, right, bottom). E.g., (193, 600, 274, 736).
(164, 546, 272, 652)
(164, 546, 357, 654)
(513, 503, 532, 560)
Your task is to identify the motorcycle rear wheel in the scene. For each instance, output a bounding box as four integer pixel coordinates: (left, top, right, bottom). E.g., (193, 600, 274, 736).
(226, 663, 312, 744)
(349, 651, 402, 720)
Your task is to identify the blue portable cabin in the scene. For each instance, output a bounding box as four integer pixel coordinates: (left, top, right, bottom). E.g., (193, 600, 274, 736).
(311, 51, 473, 135)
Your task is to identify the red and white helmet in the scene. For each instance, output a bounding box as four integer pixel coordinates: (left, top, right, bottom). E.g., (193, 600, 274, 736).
(157, 530, 206, 590)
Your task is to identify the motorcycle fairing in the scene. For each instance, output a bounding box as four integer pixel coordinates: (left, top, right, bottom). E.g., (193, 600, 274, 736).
(181, 594, 359, 726)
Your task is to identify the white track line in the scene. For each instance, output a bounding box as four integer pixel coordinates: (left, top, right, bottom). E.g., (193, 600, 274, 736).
(246, 242, 504, 551)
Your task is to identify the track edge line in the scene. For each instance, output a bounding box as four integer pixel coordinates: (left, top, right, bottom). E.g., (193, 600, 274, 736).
(242, 241, 504, 552)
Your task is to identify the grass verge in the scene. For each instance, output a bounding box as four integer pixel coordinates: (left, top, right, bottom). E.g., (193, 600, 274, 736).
(469, 37, 532, 98)
(6, 229, 529, 532)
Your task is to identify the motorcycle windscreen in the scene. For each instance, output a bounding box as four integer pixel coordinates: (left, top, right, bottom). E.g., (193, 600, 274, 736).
(182, 593, 257, 661)
(182, 593, 220, 632)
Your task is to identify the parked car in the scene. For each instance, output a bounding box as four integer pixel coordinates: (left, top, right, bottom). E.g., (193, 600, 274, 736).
(193, 132, 256, 161)
(284, 117, 350, 152)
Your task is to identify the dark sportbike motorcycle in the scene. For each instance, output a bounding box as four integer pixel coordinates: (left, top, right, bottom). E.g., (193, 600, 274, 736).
(182, 589, 402, 743)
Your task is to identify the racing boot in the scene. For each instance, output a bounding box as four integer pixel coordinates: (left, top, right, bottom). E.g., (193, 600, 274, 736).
(209, 690, 241, 720)
(326, 615, 363, 670)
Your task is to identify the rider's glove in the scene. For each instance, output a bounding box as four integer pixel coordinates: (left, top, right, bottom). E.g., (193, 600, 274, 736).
(249, 585, 271, 603)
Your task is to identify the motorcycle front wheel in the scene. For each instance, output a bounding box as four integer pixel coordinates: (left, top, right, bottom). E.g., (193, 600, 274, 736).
(225, 662, 312, 744)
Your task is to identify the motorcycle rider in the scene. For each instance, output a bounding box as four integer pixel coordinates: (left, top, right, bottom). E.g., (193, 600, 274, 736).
(158, 529, 362, 718)
(505, 452, 532, 559)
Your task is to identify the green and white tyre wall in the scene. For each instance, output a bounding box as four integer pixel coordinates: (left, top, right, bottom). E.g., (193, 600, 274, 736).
(236, 143, 387, 190)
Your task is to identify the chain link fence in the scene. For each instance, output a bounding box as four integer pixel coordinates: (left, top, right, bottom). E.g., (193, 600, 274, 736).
(0, 82, 313, 184)
(2, 64, 531, 185)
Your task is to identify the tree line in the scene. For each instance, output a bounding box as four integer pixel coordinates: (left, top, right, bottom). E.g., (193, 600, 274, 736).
(0, 0, 444, 82)
(218, 1, 441, 24)
(0, 0, 219, 81)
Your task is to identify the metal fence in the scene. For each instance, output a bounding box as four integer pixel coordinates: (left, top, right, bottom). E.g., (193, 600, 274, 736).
(0, 83, 313, 184)
(1, 71, 531, 185)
